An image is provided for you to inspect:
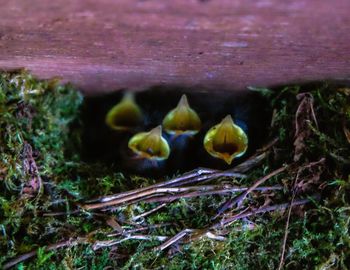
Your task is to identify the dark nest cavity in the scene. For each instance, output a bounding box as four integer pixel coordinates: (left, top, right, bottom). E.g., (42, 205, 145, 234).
(80, 86, 272, 176)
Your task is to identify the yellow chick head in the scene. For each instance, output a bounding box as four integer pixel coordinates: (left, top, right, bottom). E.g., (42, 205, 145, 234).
(105, 92, 143, 131)
(162, 94, 201, 136)
(203, 115, 248, 165)
(128, 125, 170, 161)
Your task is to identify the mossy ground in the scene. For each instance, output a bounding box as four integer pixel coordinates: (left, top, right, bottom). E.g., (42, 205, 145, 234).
(0, 71, 349, 269)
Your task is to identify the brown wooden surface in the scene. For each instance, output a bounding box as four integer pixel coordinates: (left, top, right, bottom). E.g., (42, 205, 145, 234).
(0, 0, 349, 95)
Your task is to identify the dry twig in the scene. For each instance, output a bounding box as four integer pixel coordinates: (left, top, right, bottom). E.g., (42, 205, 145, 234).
(107, 223, 173, 237)
(213, 197, 311, 229)
(143, 185, 283, 203)
(154, 229, 193, 251)
(93, 235, 168, 251)
(132, 203, 171, 221)
(214, 165, 289, 218)
(3, 238, 86, 270)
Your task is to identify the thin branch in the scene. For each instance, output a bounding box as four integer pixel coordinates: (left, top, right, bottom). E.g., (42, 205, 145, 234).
(132, 203, 171, 221)
(3, 238, 86, 270)
(42, 210, 81, 217)
(213, 197, 311, 229)
(277, 192, 296, 270)
(107, 223, 173, 237)
(87, 168, 221, 203)
(214, 165, 289, 218)
(143, 185, 283, 203)
(257, 137, 279, 153)
(228, 152, 268, 173)
(93, 235, 168, 251)
(83, 183, 283, 211)
(83, 183, 246, 210)
(277, 159, 325, 270)
(277, 165, 303, 270)
(228, 137, 277, 174)
(4, 232, 170, 268)
(154, 229, 193, 251)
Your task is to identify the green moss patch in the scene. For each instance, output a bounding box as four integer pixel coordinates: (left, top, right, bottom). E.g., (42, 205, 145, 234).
(0, 71, 349, 269)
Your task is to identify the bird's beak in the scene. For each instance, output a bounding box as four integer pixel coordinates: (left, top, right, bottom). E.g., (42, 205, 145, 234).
(203, 115, 248, 165)
(105, 92, 143, 131)
(162, 94, 201, 136)
(128, 125, 170, 161)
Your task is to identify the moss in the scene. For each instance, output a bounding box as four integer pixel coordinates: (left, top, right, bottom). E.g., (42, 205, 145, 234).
(0, 72, 349, 269)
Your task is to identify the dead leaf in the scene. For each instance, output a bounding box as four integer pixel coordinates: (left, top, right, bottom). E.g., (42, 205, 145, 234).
(21, 142, 43, 199)
(295, 158, 326, 193)
(106, 217, 123, 233)
(293, 93, 318, 162)
(16, 102, 35, 130)
(337, 87, 350, 96)
(343, 124, 350, 144)
(0, 164, 7, 179)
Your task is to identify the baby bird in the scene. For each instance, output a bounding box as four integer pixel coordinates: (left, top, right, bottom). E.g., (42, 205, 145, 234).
(117, 125, 170, 175)
(162, 94, 201, 136)
(128, 125, 170, 161)
(105, 92, 143, 131)
(203, 115, 248, 165)
(162, 94, 202, 170)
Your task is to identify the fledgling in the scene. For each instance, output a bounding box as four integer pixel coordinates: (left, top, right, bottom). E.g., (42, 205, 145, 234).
(105, 92, 143, 131)
(203, 115, 248, 165)
(162, 94, 202, 170)
(162, 94, 201, 136)
(118, 125, 170, 175)
(128, 125, 170, 161)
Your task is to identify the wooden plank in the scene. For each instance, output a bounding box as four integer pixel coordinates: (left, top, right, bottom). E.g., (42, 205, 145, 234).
(0, 0, 349, 95)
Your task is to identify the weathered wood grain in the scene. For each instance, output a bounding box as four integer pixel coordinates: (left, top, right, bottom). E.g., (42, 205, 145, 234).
(0, 0, 349, 94)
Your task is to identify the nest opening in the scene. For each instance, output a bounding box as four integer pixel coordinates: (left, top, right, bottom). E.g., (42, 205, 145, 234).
(80, 86, 272, 176)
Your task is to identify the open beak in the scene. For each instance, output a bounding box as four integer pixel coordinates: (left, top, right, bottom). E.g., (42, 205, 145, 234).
(128, 125, 170, 161)
(162, 94, 201, 136)
(105, 92, 143, 131)
(203, 115, 248, 165)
